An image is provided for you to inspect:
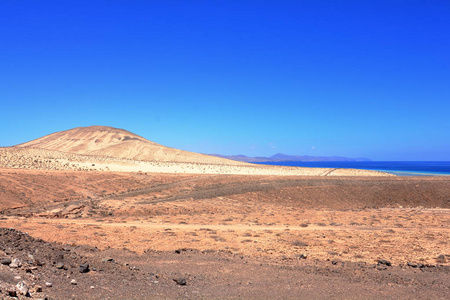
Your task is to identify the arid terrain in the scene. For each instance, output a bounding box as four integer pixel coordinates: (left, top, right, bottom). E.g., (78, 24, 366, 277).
(1, 126, 389, 176)
(0, 126, 449, 299)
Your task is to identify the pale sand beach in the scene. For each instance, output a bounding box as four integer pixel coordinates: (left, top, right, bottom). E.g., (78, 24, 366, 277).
(0, 146, 391, 176)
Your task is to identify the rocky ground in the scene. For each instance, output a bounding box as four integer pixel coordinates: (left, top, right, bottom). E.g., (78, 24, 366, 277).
(1, 228, 449, 300)
(0, 169, 449, 299)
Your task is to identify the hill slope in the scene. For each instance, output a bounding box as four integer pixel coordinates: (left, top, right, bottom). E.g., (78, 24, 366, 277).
(5, 126, 391, 176)
(17, 126, 244, 165)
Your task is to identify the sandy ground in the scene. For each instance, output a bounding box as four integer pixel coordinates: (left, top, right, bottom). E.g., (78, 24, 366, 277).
(3, 207, 449, 266)
(0, 168, 449, 299)
(1, 147, 391, 176)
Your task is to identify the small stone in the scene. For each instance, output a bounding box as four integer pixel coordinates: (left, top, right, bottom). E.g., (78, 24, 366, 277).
(10, 258, 22, 268)
(102, 257, 114, 263)
(377, 259, 391, 266)
(34, 285, 43, 293)
(436, 254, 447, 263)
(45, 282, 53, 287)
(55, 262, 65, 269)
(35, 259, 45, 266)
(71, 279, 77, 285)
(8, 290, 17, 297)
(377, 265, 387, 271)
(1, 257, 11, 265)
(173, 277, 187, 286)
(16, 281, 29, 296)
(90, 286, 95, 289)
(79, 263, 90, 273)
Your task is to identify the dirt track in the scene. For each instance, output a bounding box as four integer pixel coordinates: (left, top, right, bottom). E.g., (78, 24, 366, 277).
(2, 169, 449, 212)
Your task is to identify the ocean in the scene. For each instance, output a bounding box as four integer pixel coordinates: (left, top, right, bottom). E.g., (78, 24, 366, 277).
(253, 161, 450, 176)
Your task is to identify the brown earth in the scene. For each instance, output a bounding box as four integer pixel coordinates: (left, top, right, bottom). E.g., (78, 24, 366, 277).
(0, 168, 449, 299)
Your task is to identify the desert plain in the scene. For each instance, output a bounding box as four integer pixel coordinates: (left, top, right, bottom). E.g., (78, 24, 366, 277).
(0, 126, 449, 299)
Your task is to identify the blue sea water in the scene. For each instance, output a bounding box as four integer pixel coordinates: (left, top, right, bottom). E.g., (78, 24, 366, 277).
(254, 161, 450, 176)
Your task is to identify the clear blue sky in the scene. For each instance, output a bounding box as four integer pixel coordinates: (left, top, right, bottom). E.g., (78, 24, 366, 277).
(1, 1, 449, 160)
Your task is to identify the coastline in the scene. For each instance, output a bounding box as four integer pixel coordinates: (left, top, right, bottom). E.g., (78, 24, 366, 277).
(253, 161, 450, 177)
(384, 170, 450, 176)
(0, 147, 392, 176)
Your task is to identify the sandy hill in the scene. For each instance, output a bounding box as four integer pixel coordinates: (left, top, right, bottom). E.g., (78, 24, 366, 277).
(2, 126, 392, 176)
(16, 125, 244, 165)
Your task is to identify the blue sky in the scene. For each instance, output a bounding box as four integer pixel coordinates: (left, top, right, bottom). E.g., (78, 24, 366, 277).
(1, 1, 449, 160)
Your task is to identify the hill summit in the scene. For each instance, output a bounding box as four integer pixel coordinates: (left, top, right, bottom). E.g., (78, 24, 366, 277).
(17, 125, 242, 165)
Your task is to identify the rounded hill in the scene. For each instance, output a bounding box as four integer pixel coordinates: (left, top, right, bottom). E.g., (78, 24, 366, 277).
(16, 126, 244, 165)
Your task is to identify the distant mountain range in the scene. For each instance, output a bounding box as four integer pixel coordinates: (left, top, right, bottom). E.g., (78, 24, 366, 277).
(209, 153, 371, 163)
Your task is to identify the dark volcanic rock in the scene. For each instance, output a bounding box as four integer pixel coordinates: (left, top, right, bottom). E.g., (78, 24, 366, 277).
(408, 262, 427, 268)
(79, 263, 90, 273)
(173, 277, 187, 286)
(8, 290, 17, 297)
(1, 257, 11, 265)
(377, 259, 391, 266)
